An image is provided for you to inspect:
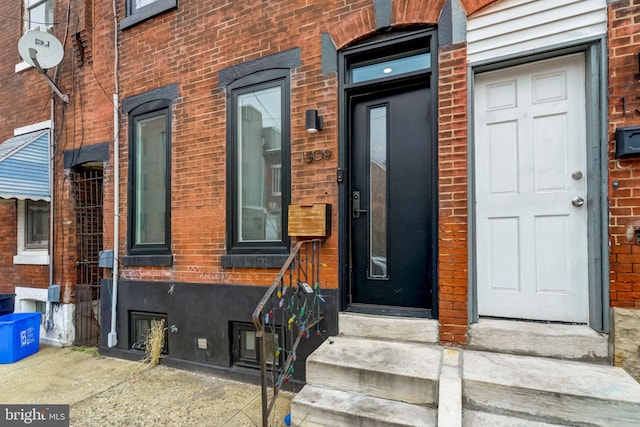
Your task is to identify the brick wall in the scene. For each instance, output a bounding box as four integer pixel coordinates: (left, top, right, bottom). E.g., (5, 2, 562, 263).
(0, 0, 116, 299)
(115, 1, 399, 289)
(0, 0, 51, 292)
(115, 0, 466, 297)
(438, 42, 469, 345)
(51, 0, 116, 301)
(608, 0, 640, 309)
(0, 200, 49, 293)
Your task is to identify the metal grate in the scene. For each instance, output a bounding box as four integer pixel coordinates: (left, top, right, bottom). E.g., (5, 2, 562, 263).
(72, 166, 104, 346)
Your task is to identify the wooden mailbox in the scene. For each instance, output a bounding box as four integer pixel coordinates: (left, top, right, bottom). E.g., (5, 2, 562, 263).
(288, 204, 331, 237)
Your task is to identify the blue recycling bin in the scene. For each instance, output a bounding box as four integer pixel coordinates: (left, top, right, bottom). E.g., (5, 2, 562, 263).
(0, 312, 41, 363)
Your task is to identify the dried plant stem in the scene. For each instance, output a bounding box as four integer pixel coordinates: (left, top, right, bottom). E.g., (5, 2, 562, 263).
(143, 319, 166, 366)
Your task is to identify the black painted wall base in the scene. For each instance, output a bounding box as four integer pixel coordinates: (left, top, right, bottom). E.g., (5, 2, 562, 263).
(99, 279, 338, 382)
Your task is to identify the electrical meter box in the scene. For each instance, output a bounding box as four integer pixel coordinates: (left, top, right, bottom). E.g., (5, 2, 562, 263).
(48, 284, 61, 303)
(616, 126, 640, 158)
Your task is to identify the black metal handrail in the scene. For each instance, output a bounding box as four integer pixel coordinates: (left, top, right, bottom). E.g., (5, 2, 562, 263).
(252, 239, 325, 427)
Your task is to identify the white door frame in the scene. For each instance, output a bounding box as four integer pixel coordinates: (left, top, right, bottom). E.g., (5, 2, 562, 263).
(468, 39, 609, 332)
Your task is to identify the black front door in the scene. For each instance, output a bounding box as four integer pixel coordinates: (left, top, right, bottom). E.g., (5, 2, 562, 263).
(350, 83, 434, 310)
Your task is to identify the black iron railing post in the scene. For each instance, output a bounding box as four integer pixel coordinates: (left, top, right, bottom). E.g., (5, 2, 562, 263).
(252, 239, 326, 427)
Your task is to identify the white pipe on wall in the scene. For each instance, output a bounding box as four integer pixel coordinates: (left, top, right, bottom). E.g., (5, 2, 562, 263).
(108, 93, 119, 348)
(46, 98, 55, 332)
(108, 0, 120, 348)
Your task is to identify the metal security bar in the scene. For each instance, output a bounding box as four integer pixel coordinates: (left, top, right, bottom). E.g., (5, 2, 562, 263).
(72, 167, 104, 346)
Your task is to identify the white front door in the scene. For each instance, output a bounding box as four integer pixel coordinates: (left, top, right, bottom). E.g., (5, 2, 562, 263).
(474, 53, 588, 323)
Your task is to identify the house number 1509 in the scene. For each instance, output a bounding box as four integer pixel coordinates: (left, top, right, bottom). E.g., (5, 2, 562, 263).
(302, 149, 332, 163)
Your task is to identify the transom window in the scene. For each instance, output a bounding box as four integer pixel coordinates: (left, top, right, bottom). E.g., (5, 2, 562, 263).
(351, 51, 431, 83)
(26, 0, 54, 31)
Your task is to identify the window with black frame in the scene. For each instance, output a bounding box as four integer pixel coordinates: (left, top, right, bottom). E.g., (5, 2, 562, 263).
(128, 101, 171, 257)
(226, 70, 290, 256)
(232, 322, 281, 369)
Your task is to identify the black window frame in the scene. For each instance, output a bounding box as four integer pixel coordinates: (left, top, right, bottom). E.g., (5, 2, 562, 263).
(127, 99, 172, 258)
(231, 322, 282, 369)
(225, 69, 291, 256)
(129, 311, 169, 354)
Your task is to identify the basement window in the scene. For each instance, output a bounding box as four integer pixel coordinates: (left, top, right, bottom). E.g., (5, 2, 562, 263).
(130, 311, 168, 354)
(232, 322, 281, 369)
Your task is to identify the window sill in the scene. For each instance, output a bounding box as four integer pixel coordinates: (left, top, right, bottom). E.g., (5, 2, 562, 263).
(14, 252, 50, 265)
(221, 254, 289, 269)
(120, 0, 177, 30)
(122, 254, 173, 267)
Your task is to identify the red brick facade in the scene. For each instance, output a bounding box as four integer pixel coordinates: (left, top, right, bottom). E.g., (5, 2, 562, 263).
(608, 0, 640, 309)
(2, 0, 640, 367)
(438, 42, 469, 344)
(0, 0, 115, 309)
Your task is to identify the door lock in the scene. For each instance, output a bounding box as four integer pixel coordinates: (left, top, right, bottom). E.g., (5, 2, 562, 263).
(352, 191, 367, 218)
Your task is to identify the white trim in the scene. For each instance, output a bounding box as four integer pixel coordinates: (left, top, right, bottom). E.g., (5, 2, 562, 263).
(14, 120, 51, 136)
(13, 253, 50, 265)
(13, 200, 50, 265)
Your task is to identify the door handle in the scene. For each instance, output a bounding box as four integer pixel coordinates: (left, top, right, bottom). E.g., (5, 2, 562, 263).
(572, 196, 585, 207)
(353, 191, 367, 218)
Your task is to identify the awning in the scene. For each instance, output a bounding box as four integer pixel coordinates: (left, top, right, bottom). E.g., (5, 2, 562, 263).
(0, 130, 50, 201)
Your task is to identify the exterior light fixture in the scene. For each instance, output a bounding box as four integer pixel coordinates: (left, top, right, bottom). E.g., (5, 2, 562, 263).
(305, 109, 323, 134)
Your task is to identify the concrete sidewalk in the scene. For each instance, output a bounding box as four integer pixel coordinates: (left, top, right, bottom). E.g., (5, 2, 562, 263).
(0, 345, 292, 426)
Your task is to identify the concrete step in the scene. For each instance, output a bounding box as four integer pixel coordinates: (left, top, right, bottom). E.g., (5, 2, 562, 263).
(291, 385, 437, 427)
(463, 410, 570, 427)
(306, 335, 441, 406)
(339, 312, 439, 343)
(468, 319, 608, 362)
(462, 350, 640, 427)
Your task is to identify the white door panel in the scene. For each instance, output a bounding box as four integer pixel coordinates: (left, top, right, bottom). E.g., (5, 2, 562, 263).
(475, 54, 588, 322)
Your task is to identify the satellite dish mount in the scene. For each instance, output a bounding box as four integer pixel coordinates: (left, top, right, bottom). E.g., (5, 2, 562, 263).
(18, 29, 69, 104)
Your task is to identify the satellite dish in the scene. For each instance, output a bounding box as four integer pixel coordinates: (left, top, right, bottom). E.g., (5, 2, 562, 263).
(18, 29, 64, 70)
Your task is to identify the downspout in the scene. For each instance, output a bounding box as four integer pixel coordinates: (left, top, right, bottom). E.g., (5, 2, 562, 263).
(46, 98, 55, 332)
(108, 0, 120, 348)
(49, 99, 54, 289)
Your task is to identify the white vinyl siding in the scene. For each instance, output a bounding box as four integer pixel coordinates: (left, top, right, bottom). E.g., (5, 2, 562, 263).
(467, 0, 606, 64)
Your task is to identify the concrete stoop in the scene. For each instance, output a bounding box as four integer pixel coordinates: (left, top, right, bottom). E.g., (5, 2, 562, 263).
(292, 385, 437, 427)
(468, 318, 609, 362)
(462, 411, 570, 427)
(462, 350, 640, 427)
(290, 318, 640, 427)
(291, 336, 440, 426)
